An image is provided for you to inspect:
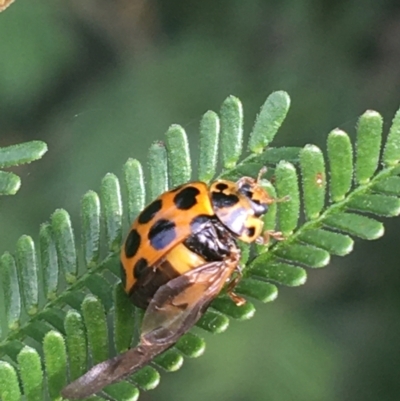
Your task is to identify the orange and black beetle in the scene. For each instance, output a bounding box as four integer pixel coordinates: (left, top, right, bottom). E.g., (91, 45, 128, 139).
(62, 171, 279, 399)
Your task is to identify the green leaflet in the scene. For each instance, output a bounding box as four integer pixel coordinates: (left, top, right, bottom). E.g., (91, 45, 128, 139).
(324, 212, 384, 240)
(52, 209, 77, 283)
(165, 125, 191, 187)
(131, 366, 160, 391)
(16, 236, 39, 316)
(0, 140, 47, 195)
(175, 332, 206, 359)
(18, 346, 43, 401)
(154, 349, 183, 372)
(300, 145, 326, 219)
(102, 382, 139, 401)
(101, 174, 122, 252)
(123, 159, 145, 223)
(327, 130, 353, 202)
(220, 95, 243, 169)
(0, 253, 21, 331)
(64, 310, 88, 381)
(274, 243, 330, 268)
(235, 278, 278, 302)
(355, 110, 383, 184)
(1, 92, 400, 400)
(298, 229, 354, 256)
(39, 223, 59, 300)
(0, 171, 20, 195)
(275, 161, 300, 235)
(197, 310, 230, 334)
(383, 107, 400, 165)
(81, 191, 101, 268)
(347, 193, 400, 217)
(212, 297, 255, 320)
(373, 175, 400, 195)
(0, 140, 47, 168)
(82, 296, 109, 365)
(250, 259, 307, 287)
(0, 361, 21, 401)
(114, 284, 135, 353)
(148, 141, 168, 197)
(248, 91, 290, 153)
(198, 110, 220, 182)
(43, 331, 67, 399)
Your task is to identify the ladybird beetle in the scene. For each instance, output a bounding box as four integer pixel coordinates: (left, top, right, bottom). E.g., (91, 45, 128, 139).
(62, 170, 280, 399)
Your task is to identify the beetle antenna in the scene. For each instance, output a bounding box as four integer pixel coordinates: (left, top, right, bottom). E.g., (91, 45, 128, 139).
(257, 167, 268, 182)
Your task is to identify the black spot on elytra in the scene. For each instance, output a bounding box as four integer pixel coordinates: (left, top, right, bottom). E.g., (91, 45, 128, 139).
(148, 219, 177, 250)
(134, 257, 149, 279)
(211, 192, 239, 209)
(173, 186, 200, 210)
(125, 229, 141, 258)
(190, 214, 212, 233)
(216, 182, 228, 192)
(247, 226, 256, 238)
(138, 199, 163, 224)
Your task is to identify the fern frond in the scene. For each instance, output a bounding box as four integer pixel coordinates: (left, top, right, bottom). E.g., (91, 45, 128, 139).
(1, 92, 400, 401)
(248, 109, 400, 289)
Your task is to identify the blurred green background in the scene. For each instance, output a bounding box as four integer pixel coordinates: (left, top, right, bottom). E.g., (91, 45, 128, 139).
(1, 1, 400, 400)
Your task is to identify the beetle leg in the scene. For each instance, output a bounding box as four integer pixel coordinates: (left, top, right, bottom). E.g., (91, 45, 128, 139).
(228, 290, 246, 306)
(225, 264, 246, 306)
(256, 230, 285, 245)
